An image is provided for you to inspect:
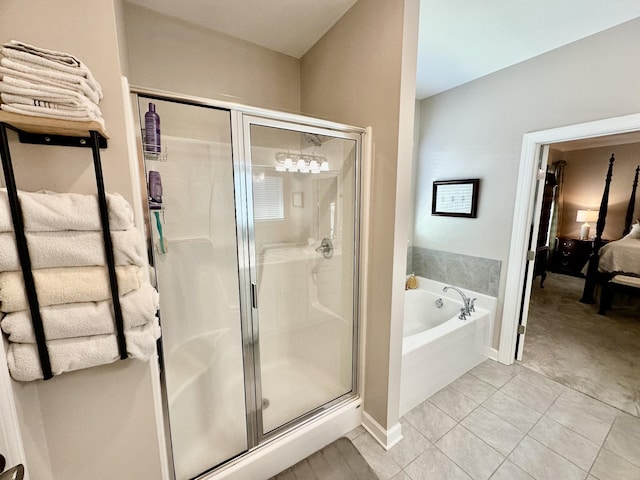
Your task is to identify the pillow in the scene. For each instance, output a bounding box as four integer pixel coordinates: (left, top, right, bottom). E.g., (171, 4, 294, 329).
(627, 220, 640, 239)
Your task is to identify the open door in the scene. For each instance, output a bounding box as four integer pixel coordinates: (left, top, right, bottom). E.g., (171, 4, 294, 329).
(515, 145, 550, 361)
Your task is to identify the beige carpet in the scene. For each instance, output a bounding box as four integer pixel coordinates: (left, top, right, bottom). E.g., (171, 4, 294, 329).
(521, 272, 640, 416)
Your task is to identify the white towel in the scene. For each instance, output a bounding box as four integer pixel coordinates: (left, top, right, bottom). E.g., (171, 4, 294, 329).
(0, 75, 100, 111)
(1, 282, 159, 343)
(0, 229, 145, 271)
(0, 265, 143, 313)
(0, 59, 100, 104)
(0, 103, 105, 128)
(0, 189, 134, 232)
(1, 92, 102, 116)
(6, 319, 161, 382)
(2, 41, 103, 99)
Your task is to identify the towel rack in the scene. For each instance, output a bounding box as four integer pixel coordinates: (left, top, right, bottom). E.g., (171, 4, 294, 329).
(0, 112, 126, 380)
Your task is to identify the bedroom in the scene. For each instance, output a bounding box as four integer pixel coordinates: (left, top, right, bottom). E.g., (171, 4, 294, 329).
(522, 133, 640, 416)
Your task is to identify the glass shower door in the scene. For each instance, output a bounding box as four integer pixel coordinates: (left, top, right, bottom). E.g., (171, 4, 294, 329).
(244, 118, 360, 436)
(137, 97, 248, 479)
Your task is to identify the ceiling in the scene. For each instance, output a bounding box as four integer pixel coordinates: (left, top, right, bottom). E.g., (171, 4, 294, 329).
(128, 0, 640, 99)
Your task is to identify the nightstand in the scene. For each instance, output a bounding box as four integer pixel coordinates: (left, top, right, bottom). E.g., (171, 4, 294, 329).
(553, 237, 593, 276)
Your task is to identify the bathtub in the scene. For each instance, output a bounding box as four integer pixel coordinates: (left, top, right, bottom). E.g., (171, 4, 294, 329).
(399, 277, 495, 416)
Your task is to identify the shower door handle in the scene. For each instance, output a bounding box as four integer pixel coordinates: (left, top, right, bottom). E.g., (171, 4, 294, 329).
(251, 282, 258, 309)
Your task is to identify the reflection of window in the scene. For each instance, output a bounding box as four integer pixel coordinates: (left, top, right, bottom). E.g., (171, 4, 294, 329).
(253, 175, 284, 221)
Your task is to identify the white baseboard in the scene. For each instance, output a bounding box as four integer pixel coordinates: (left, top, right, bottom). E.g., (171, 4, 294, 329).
(488, 347, 499, 361)
(361, 411, 402, 450)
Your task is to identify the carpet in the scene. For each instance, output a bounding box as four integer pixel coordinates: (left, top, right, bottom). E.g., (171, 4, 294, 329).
(270, 437, 379, 480)
(521, 272, 640, 416)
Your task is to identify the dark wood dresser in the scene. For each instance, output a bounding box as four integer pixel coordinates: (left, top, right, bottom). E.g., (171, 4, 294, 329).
(553, 237, 593, 276)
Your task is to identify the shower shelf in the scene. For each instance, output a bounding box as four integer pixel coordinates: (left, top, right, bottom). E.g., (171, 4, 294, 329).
(0, 112, 127, 381)
(141, 130, 167, 162)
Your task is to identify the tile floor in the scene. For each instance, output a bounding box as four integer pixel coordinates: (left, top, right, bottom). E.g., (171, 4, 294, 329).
(347, 360, 640, 480)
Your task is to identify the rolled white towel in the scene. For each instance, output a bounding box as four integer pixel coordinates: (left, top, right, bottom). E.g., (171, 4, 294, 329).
(0, 189, 134, 232)
(6, 319, 161, 382)
(0, 229, 145, 271)
(1, 282, 159, 343)
(2, 40, 103, 99)
(0, 265, 143, 313)
(0, 59, 100, 104)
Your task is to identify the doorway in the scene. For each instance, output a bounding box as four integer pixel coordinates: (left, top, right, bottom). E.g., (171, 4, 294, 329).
(500, 112, 640, 363)
(499, 113, 640, 415)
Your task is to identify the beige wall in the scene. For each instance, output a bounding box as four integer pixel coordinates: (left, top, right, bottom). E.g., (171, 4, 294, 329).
(300, 0, 406, 428)
(414, 17, 640, 349)
(560, 143, 640, 240)
(0, 1, 163, 479)
(123, 2, 301, 112)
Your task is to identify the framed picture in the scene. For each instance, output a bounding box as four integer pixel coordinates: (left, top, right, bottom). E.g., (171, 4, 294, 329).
(292, 191, 304, 208)
(432, 179, 479, 218)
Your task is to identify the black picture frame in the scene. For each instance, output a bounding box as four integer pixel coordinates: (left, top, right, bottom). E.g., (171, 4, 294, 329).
(432, 179, 480, 218)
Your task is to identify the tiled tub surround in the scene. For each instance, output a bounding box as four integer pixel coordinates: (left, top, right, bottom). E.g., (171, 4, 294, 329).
(409, 247, 501, 298)
(400, 277, 496, 416)
(349, 360, 640, 480)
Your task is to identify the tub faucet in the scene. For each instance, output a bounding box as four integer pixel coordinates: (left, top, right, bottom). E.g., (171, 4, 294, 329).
(443, 286, 472, 316)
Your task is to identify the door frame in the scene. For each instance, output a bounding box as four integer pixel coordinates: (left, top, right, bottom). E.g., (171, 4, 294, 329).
(498, 112, 640, 365)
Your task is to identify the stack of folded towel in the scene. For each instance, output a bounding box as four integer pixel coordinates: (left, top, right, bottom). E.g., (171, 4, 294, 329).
(0, 40, 104, 128)
(0, 189, 160, 381)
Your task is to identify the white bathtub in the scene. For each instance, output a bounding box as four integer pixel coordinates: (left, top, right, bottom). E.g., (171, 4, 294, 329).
(399, 277, 495, 416)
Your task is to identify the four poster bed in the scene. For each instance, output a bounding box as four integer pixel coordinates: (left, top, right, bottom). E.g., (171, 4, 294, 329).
(579, 154, 640, 311)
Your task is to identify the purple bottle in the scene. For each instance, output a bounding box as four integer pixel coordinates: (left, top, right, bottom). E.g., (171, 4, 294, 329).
(148, 171, 162, 209)
(144, 103, 161, 153)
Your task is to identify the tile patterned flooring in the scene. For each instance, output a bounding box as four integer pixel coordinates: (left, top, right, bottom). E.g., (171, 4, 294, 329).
(347, 360, 640, 480)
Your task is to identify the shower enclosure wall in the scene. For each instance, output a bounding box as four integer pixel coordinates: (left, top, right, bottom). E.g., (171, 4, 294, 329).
(132, 91, 363, 480)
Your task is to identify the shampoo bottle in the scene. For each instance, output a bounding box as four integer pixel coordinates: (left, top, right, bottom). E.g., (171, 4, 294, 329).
(144, 103, 161, 153)
(148, 170, 162, 208)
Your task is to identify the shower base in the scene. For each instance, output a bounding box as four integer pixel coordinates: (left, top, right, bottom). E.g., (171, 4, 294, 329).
(261, 356, 349, 434)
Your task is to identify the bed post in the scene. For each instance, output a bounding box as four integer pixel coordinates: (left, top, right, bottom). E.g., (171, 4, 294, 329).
(580, 154, 615, 304)
(622, 165, 639, 237)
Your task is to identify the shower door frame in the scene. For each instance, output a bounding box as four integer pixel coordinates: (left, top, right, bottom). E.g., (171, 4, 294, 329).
(240, 114, 363, 445)
(131, 86, 365, 477)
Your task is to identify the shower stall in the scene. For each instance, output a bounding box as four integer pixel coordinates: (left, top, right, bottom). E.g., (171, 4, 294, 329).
(132, 90, 363, 480)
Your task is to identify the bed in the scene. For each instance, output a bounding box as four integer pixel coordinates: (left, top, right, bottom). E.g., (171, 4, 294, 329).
(580, 157, 640, 303)
(598, 236, 640, 276)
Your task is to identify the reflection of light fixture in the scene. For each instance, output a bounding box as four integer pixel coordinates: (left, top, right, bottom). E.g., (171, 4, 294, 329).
(576, 209, 598, 239)
(275, 152, 328, 174)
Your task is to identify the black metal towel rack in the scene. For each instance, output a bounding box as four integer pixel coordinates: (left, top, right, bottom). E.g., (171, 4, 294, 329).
(0, 112, 127, 380)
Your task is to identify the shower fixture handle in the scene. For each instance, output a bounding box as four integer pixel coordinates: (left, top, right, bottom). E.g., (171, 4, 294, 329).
(315, 238, 333, 259)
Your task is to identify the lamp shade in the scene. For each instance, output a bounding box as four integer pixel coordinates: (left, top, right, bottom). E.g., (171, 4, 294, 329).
(576, 210, 598, 223)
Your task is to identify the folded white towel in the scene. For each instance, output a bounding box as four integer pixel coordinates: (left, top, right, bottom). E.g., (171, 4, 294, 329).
(6, 319, 161, 381)
(1, 282, 159, 343)
(2, 41, 103, 99)
(0, 75, 100, 111)
(0, 189, 134, 232)
(0, 228, 145, 271)
(1, 92, 102, 116)
(0, 59, 100, 104)
(0, 103, 105, 129)
(0, 265, 143, 313)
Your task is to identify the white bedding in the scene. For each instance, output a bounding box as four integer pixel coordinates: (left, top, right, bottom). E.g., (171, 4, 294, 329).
(598, 236, 640, 276)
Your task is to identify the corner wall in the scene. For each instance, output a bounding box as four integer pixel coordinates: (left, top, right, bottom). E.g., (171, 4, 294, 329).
(123, 2, 301, 112)
(561, 143, 640, 240)
(413, 17, 640, 349)
(300, 0, 413, 432)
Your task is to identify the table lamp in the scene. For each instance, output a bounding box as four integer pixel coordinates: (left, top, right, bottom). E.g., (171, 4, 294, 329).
(576, 209, 598, 240)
